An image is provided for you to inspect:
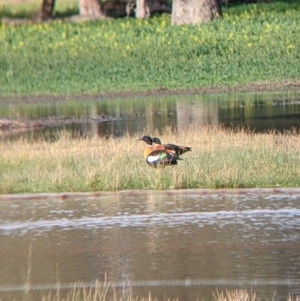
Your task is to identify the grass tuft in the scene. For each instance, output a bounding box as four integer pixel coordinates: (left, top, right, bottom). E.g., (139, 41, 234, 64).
(1, 126, 300, 193)
(39, 281, 299, 301)
(213, 290, 259, 301)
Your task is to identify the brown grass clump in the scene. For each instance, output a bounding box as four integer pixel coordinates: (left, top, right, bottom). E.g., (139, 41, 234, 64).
(41, 279, 177, 301)
(1, 126, 300, 193)
(213, 290, 259, 301)
(40, 282, 299, 301)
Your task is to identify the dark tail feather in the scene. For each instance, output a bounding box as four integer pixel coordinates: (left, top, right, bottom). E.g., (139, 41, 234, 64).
(168, 159, 178, 166)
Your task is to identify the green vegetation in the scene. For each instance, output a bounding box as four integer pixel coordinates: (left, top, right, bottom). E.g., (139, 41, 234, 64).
(0, 0, 78, 19)
(0, 1, 299, 96)
(1, 126, 300, 194)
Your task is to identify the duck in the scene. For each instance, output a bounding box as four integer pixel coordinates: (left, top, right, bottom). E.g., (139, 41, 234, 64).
(138, 135, 179, 167)
(152, 137, 192, 157)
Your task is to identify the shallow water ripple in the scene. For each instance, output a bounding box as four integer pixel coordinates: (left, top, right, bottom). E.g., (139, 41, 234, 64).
(1, 189, 300, 301)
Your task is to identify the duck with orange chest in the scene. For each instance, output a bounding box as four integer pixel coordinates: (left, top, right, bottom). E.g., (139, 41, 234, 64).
(152, 137, 192, 157)
(138, 135, 180, 168)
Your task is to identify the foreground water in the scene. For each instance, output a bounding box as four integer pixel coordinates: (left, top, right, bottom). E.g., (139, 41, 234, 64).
(1, 189, 300, 301)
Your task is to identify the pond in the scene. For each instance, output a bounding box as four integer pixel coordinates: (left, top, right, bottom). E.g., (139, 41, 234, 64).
(1, 91, 300, 301)
(1, 189, 300, 301)
(1, 91, 300, 140)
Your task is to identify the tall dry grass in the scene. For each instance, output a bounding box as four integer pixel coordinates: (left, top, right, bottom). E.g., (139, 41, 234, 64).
(40, 279, 300, 301)
(1, 126, 300, 194)
(41, 279, 174, 301)
(213, 290, 260, 301)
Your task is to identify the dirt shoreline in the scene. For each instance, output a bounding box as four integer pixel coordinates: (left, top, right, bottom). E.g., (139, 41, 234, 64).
(1, 81, 300, 105)
(1, 187, 300, 200)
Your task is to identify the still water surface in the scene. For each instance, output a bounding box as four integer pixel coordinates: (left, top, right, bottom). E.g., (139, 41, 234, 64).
(1, 91, 300, 140)
(1, 189, 300, 301)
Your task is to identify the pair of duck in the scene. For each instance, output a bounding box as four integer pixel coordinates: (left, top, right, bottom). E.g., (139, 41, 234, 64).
(138, 136, 191, 167)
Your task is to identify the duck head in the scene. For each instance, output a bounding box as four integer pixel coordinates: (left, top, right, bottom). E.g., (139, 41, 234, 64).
(152, 137, 162, 145)
(138, 135, 153, 146)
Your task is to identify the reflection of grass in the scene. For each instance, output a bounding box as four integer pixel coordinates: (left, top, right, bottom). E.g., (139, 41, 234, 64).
(1, 126, 300, 193)
(0, 1, 299, 96)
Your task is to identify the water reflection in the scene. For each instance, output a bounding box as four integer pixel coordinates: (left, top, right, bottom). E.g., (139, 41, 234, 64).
(1, 189, 300, 301)
(1, 92, 300, 140)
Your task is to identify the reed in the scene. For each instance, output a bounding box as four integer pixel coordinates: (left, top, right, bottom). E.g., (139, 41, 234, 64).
(213, 290, 259, 301)
(40, 280, 299, 301)
(1, 126, 300, 194)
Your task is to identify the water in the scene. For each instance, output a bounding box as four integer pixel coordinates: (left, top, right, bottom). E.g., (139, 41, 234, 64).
(1, 91, 300, 300)
(1, 189, 300, 301)
(1, 91, 300, 140)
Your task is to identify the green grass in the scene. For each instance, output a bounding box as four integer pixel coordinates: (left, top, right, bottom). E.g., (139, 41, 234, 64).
(0, 0, 299, 96)
(1, 126, 300, 194)
(0, 0, 78, 18)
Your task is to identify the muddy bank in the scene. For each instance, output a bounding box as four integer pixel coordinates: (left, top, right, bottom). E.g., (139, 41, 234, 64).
(0, 115, 124, 134)
(1, 81, 300, 105)
(1, 187, 300, 200)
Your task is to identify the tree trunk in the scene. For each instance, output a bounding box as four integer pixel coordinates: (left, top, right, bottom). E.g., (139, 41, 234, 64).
(79, 0, 104, 16)
(38, 0, 56, 20)
(172, 0, 222, 25)
(136, 0, 172, 18)
(136, 0, 151, 19)
(148, 0, 172, 14)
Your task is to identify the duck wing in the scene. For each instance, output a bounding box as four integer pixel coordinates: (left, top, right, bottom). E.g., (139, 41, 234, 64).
(163, 143, 192, 156)
(146, 150, 178, 167)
